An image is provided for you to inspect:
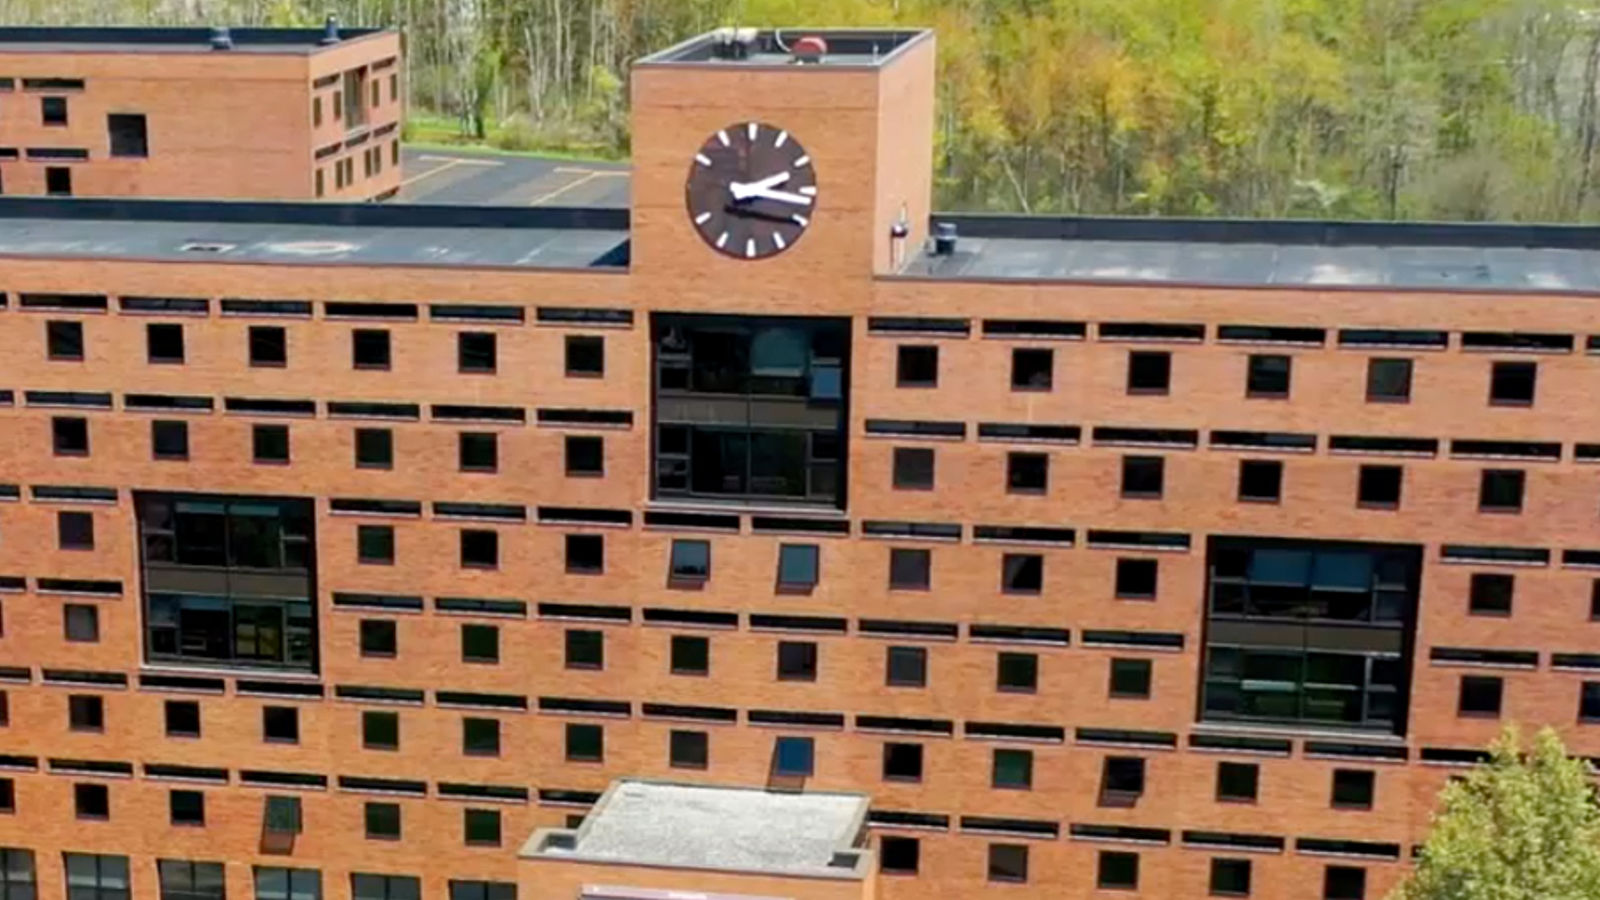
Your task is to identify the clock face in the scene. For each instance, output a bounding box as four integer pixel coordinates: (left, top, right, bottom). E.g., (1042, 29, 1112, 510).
(685, 121, 817, 260)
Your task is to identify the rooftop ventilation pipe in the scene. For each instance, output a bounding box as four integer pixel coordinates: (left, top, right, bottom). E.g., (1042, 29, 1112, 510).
(319, 14, 341, 46)
(208, 26, 232, 50)
(933, 221, 958, 256)
(792, 35, 828, 63)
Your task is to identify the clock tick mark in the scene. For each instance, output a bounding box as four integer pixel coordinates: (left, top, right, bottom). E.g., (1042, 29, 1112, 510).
(793, 154, 810, 167)
(747, 122, 758, 141)
(715, 231, 729, 249)
(745, 238, 756, 258)
(773, 233, 786, 250)
(791, 214, 809, 227)
(716, 130, 730, 147)
(799, 186, 817, 196)
(775, 131, 788, 148)
(694, 211, 711, 225)
(694, 153, 712, 167)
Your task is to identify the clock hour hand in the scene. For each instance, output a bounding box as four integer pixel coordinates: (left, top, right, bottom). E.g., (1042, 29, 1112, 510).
(728, 171, 791, 201)
(742, 186, 813, 206)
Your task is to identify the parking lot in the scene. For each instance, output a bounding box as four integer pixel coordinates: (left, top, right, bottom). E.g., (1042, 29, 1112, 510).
(397, 147, 630, 207)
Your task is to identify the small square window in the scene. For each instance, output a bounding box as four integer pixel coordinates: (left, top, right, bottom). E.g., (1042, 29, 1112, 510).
(565, 335, 604, 376)
(1458, 675, 1503, 717)
(164, 700, 200, 738)
(1109, 658, 1151, 699)
(1127, 350, 1171, 394)
(458, 332, 497, 373)
(987, 843, 1028, 883)
(1238, 459, 1282, 502)
(249, 326, 287, 367)
(63, 604, 98, 642)
(351, 329, 391, 369)
(1010, 348, 1053, 390)
(566, 723, 603, 762)
(882, 742, 923, 782)
(151, 420, 189, 460)
(263, 706, 299, 743)
(1580, 682, 1600, 721)
(670, 635, 709, 675)
(359, 619, 396, 658)
(777, 543, 820, 592)
(992, 748, 1032, 789)
(462, 717, 500, 756)
(1216, 761, 1259, 802)
(773, 736, 813, 776)
(886, 646, 927, 687)
(68, 694, 104, 731)
(1489, 361, 1536, 406)
(1210, 858, 1252, 897)
(356, 524, 395, 565)
(1115, 558, 1158, 599)
(58, 511, 94, 550)
(1331, 769, 1375, 810)
(997, 652, 1038, 693)
(458, 432, 498, 472)
(565, 629, 604, 670)
(75, 782, 109, 819)
(1099, 756, 1145, 807)
(461, 624, 499, 664)
(45, 166, 71, 196)
(892, 447, 934, 490)
(888, 548, 930, 590)
(896, 345, 938, 387)
(1469, 572, 1513, 616)
(47, 320, 83, 360)
(1006, 452, 1048, 494)
(1479, 469, 1525, 512)
(880, 835, 919, 875)
(565, 435, 603, 476)
(362, 710, 399, 750)
(1121, 455, 1164, 498)
(1001, 553, 1043, 594)
(1366, 358, 1412, 402)
(0, 778, 12, 813)
(777, 641, 818, 681)
(464, 808, 501, 847)
(108, 113, 147, 157)
(460, 529, 498, 569)
(354, 427, 393, 469)
(146, 323, 185, 364)
(1323, 865, 1366, 900)
(1246, 354, 1291, 397)
(669, 539, 710, 584)
(53, 416, 89, 456)
(670, 729, 708, 769)
(364, 801, 401, 840)
(1358, 464, 1402, 509)
(41, 96, 67, 125)
(1098, 850, 1140, 890)
(1591, 581, 1600, 620)
(253, 424, 290, 464)
(169, 789, 205, 826)
(565, 533, 604, 574)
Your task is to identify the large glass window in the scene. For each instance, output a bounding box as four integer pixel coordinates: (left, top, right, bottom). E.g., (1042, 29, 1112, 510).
(653, 314, 849, 507)
(253, 867, 319, 900)
(0, 849, 34, 900)
(64, 854, 128, 900)
(158, 861, 224, 900)
(136, 493, 317, 672)
(1201, 537, 1420, 734)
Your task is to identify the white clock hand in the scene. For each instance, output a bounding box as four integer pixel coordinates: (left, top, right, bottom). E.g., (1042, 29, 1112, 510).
(729, 171, 791, 200)
(745, 186, 813, 206)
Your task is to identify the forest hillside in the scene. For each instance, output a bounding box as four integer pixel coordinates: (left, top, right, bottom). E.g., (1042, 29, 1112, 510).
(3, 0, 1598, 221)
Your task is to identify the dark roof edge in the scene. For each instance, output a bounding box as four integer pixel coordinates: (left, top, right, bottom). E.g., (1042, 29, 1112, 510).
(0, 25, 387, 47)
(0, 197, 629, 232)
(932, 212, 1600, 250)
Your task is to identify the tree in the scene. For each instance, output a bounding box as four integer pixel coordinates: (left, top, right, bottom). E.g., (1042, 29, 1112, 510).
(1391, 725, 1600, 900)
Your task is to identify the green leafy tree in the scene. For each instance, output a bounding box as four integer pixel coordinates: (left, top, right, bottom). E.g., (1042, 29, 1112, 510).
(1391, 725, 1600, 900)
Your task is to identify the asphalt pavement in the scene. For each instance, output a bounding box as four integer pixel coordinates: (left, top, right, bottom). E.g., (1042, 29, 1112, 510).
(396, 146, 630, 207)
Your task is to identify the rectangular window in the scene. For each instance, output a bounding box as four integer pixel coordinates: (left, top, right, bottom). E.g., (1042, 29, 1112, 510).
(566, 723, 603, 762)
(53, 416, 89, 456)
(565, 435, 603, 476)
(461, 624, 499, 664)
(1358, 465, 1403, 509)
(1365, 358, 1412, 402)
(1100, 756, 1145, 807)
(1099, 851, 1140, 890)
(669, 539, 710, 584)
(351, 329, 390, 370)
(1581, 682, 1600, 721)
(157, 862, 225, 900)
(350, 874, 418, 900)
(45, 167, 71, 196)
(47, 320, 84, 360)
(0, 781, 9, 813)
(107, 114, 147, 157)
(364, 801, 400, 840)
(147, 323, 185, 363)
(458, 332, 496, 373)
(356, 525, 395, 565)
(997, 652, 1038, 693)
(881, 836, 919, 875)
(458, 432, 498, 473)
(772, 736, 813, 776)
(65, 853, 128, 900)
(670, 729, 708, 769)
(463, 810, 502, 847)
(1116, 558, 1158, 599)
(888, 547, 931, 590)
(1468, 572, 1513, 616)
(249, 326, 287, 367)
(1010, 348, 1053, 390)
(896, 345, 937, 387)
(565, 335, 604, 376)
(892, 446, 934, 490)
(1489, 361, 1536, 406)
(992, 748, 1033, 789)
(565, 534, 604, 574)
(670, 635, 709, 675)
(987, 844, 1027, 883)
(1127, 350, 1171, 394)
(0, 849, 32, 899)
(462, 717, 500, 757)
(41, 96, 66, 125)
(362, 711, 399, 750)
(1331, 769, 1375, 809)
(1479, 469, 1524, 512)
(1121, 455, 1164, 498)
(1216, 761, 1258, 802)
(460, 529, 498, 569)
(354, 428, 393, 469)
(254, 867, 320, 900)
(151, 420, 189, 460)
(68, 695, 104, 731)
(1324, 866, 1366, 900)
(58, 511, 94, 549)
(776, 641, 818, 681)
(64, 604, 99, 642)
(1007, 452, 1048, 494)
(262, 706, 299, 743)
(776, 543, 820, 592)
(165, 700, 200, 737)
(1210, 858, 1252, 897)
(882, 742, 923, 782)
(74, 783, 109, 819)
(565, 629, 604, 670)
(886, 646, 927, 687)
(253, 425, 290, 464)
(168, 790, 205, 826)
(1109, 658, 1151, 698)
(1238, 459, 1283, 502)
(1246, 354, 1291, 398)
(359, 619, 396, 657)
(342, 69, 368, 129)
(1458, 675, 1503, 717)
(1001, 553, 1043, 594)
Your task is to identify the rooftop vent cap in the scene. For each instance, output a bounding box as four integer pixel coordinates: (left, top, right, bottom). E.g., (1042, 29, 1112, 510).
(208, 26, 232, 51)
(792, 35, 828, 64)
(933, 221, 958, 256)
(319, 14, 341, 46)
(710, 26, 756, 60)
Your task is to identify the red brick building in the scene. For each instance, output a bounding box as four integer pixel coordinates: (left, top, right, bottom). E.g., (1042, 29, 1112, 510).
(0, 25, 1596, 900)
(0, 22, 401, 201)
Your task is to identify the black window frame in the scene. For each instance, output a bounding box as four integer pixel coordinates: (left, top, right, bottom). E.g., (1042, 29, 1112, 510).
(1245, 354, 1291, 398)
(1489, 360, 1536, 406)
(669, 729, 709, 769)
(457, 332, 497, 374)
(1478, 469, 1525, 513)
(1109, 658, 1152, 699)
(363, 801, 401, 840)
(896, 345, 938, 387)
(1216, 761, 1259, 803)
(565, 722, 603, 762)
(248, 326, 287, 367)
(987, 843, 1028, 884)
(1365, 358, 1412, 403)
(1357, 465, 1402, 509)
(1010, 347, 1053, 391)
(354, 428, 393, 469)
(670, 635, 710, 675)
(47, 320, 84, 360)
(1097, 850, 1140, 890)
(1458, 675, 1503, 718)
(996, 651, 1038, 693)
(1468, 572, 1513, 616)
(1006, 451, 1049, 494)
(891, 446, 934, 490)
(1126, 350, 1171, 394)
(151, 420, 189, 460)
(564, 629, 604, 670)
(888, 547, 931, 591)
(1115, 557, 1158, 599)
(1237, 459, 1283, 503)
(776, 640, 818, 682)
(564, 435, 603, 477)
(565, 335, 604, 377)
(886, 645, 927, 688)
(1331, 768, 1375, 810)
(252, 424, 290, 464)
(1120, 455, 1164, 499)
(146, 322, 185, 364)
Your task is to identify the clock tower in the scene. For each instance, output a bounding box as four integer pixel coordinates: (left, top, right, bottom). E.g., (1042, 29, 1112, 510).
(628, 28, 936, 314)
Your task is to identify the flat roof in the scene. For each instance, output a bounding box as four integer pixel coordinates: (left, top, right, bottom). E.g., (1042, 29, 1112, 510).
(521, 780, 871, 880)
(900, 214, 1600, 293)
(0, 198, 628, 271)
(0, 26, 388, 54)
(638, 28, 927, 68)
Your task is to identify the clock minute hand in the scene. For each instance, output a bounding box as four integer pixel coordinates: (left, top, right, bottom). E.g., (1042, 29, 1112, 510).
(745, 186, 813, 206)
(729, 171, 790, 201)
